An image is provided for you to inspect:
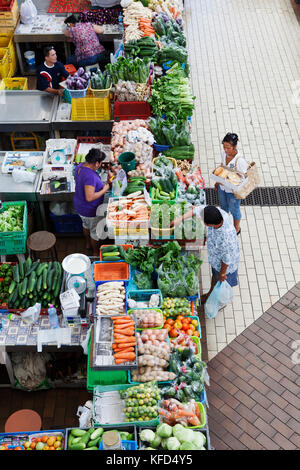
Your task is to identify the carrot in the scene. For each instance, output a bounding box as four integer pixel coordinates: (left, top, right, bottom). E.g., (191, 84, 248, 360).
(114, 328, 135, 335)
(114, 352, 136, 360)
(113, 321, 135, 327)
(111, 316, 130, 320)
(115, 358, 133, 365)
(114, 339, 136, 345)
(113, 347, 135, 353)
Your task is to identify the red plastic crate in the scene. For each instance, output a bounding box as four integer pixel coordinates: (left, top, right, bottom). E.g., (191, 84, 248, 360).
(74, 136, 111, 167)
(114, 100, 152, 121)
(0, 0, 14, 11)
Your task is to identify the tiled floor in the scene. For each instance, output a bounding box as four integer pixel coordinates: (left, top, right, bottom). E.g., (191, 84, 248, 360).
(206, 283, 300, 450)
(185, 0, 300, 359)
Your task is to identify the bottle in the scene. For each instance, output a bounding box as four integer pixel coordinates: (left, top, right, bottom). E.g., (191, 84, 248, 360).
(48, 304, 59, 329)
(8, 313, 18, 321)
(118, 12, 124, 33)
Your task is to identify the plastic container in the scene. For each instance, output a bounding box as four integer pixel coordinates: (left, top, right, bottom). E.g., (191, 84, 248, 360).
(114, 100, 151, 121)
(0, 0, 18, 26)
(71, 97, 111, 121)
(94, 280, 128, 317)
(165, 315, 201, 338)
(128, 307, 163, 330)
(64, 63, 77, 76)
(0, 201, 27, 255)
(93, 261, 130, 283)
(48, 304, 59, 329)
(24, 50, 35, 66)
(153, 143, 170, 152)
(0, 46, 9, 78)
(99, 439, 137, 450)
(187, 402, 206, 429)
(127, 289, 162, 309)
(99, 243, 133, 261)
(0, 77, 27, 90)
(152, 156, 177, 169)
(118, 152, 136, 173)
(90, 82, 112, 98)
(50, 212, 83, 234)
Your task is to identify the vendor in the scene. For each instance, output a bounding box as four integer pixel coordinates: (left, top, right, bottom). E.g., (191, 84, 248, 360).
(64, 15, 108, 68)
(74, 148, 111, 256)
(215, 133, 248, 235)
(172, 205, 240, 305)
(36, 46, 69, 96)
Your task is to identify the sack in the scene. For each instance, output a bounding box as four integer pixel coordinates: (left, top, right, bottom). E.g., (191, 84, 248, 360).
(204, 281, 234, 319)
(233, 161, 260, 199)
(20, 0, 37, 24)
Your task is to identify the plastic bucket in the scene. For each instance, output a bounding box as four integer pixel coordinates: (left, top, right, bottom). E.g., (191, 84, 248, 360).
(118, 152, 136, 172)
(24, 50, 35, 66)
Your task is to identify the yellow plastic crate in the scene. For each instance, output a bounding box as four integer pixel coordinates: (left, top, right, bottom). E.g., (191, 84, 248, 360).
(0, 32, 12, 47)
(90, 82, 112, 98)
(0, 0, 18, 26)
(0, 77, 27, 90)
(0, 24, 15, 34)
(0, 46, 9, 78)
(71, 96, 112, 121)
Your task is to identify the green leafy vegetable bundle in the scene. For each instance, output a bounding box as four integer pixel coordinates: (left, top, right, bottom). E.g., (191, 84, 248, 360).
(124, 37, 158, 62)
(105, 57, 151, 84)
(149, 117, 191, 147)
(0, 205, 24, 233)
(90, 69, 112, 90)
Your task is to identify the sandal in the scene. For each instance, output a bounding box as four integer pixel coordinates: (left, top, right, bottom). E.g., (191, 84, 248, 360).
(237, 229, 241, 236)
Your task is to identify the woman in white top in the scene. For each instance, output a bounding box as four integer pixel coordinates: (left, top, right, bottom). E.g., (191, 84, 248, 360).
(215, 133, 248, 235)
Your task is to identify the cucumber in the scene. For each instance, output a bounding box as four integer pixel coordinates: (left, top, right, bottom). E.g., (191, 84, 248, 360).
(7, 290, 15, 305)
(78, 428, 95, 446)
(87, 437, 101, 448)
(102, 251, 120, 258)
(25, 257, 32, 275)
(37, 275, 42, 292)
(13, 264, 20, 283)
(28, 271, 36, 293)
(53, 276, 62, 299)
(54, 261, 62, 277)
(90, 428, 104, 441)
(68, 434, 75, 448)
(8, 280, 16, 294)
(101, 245, 118, 253)
(102, 256, 122, 261)
(42, 267, 48, 290)
(19, 261, 24, 280)
(47, 268, 54, 288)
(10, 289, 18, 307)
(83, 447, 98, 450)
(36, 262, 48, 277)
(21, 278, 28, 297)
(26, 260, 40, 276)
(51, 274, 58, 292)
(69, 442, 86, 451)
(71, 428, 89, 437)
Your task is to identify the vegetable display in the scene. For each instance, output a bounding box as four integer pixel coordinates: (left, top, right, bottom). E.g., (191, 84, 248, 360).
(149, 117, 191, 147)
(112, 315, 137, 365)
(163, 144, 195, 160)
(164, 316, 200, 338)
(161, 297, 192, 316)
(90, 69, 111, 90)
(107, 194, 150, 224)
(95, 281, 126, 316)
(0, 263, 14, 305)
(120, 382, 162, 422)
(106, 57, 151, 84)
(67, 427, 104, 451)
(123, 176, 146, 196)
(158, 398, 204, 427)
(0, 204, 24, 232)
(139, 424, 206, 450)
(24, 433, 64, 451)
(125, 37, 158, 61)
(100, 244, 127, 262)
(65, 68, 90, 90)
(7, 258, 63, 310)
(130, 308, 163, 328)
(115, 80, 150, 102)
(151, 157, 177, 201)
(123, 1, 153, 43)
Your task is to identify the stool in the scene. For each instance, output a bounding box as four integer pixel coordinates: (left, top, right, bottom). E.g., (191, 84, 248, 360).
(5, 409, 42, 433)
(27, 231, 58, 262)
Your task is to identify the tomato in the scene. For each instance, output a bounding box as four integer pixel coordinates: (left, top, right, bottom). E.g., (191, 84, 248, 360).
(35, 438, 42, 443)
(169, 328, 180, 338)
(193, 330, 200, 337)
(14, 447, 22, 450)
(166, 319, 174, 326)
(173, 321, 182, 330)
(41, 435, 48, 443)
(164, 324, 172, 332)
(30, 442, 36, 450)
(182, 318, 191, 325)
(182, 323, 190, 331)
(186, 329, 194, 336)
(191, 319, 198, 327)
(176, 315, 184, 322)
(189, 324, 196, 332)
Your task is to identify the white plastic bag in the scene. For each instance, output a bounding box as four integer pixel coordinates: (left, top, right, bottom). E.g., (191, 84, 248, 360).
(204, 281, 234, 319)
(20, 303, 41, 325)
(218, 280, 234, 307)
(20, 0, 37, 24)
(77, 401, 93, 428)
(12, 168, 36, 184)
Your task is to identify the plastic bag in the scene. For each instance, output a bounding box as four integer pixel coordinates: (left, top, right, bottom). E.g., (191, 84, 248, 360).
(204, 281, 234, 319)
(20, 303, 41, 325)
(12, 168, 36, 184)
(20, 0, 37, 24)
(77, 401, 93, 428)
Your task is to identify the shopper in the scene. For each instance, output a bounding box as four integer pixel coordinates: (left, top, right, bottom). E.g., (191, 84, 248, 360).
(64, 15, 108, 68)
(172, 205, 240, 304)
(215, 133, 248, 235)
(36, 46, 69, 96)
(74, 148, 111, 256)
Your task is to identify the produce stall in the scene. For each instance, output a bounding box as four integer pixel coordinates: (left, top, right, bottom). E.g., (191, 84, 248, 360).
(0, 0, 214, 454)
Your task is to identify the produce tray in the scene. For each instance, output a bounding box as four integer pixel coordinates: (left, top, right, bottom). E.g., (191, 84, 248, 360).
(138, 426, 211, 450)
(0, 45, 9, 79)
(93, 384, 160, 428)
(150, 180, 178, 205)
(0, 201, 27, 255)
(0, 429, 65, 450)
(169, 335, 201, 357)
(93, 261, 130, 283)
(128, 307, 163, 330)
(99, 244, 133, 261)
(71, 97, 112, 121)
(165, 315, 201, 339)
(94, 280, 128, 316)
(87, 327, 129, 391)
(127, 289, 162, 309)
(90, 82, 112, 98)
(92, 313, 138, 371)
(152, 155, 177, 169)
(64, 425, 137, 450)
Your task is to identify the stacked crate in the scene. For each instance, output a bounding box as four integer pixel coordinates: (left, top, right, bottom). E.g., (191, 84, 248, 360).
(0, 0, 19, 78)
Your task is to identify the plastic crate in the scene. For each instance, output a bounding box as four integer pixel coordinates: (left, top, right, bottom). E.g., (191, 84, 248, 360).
(87, 335, 128, 391)
(93, 261, 130, 283)
(0, 201, 27, 255)
(0, 76, 27, 90)
(99, 243, 133, 261)
(106, 197, 150, 229)
(93, 384, 160, 428)
(99, 439, 137, 450)
(0, 46, 9, 78)
(71, 97, 111, 121)
(0, 0, 18, 25)
(165, 315, 201, 339)
(114, 100, 151, 121)
(152, 155, 177, 169)
(66, 82, 89, 99)
(90, 82, 112, 98)
(138, 426, 210, 450)
(150, 180, 178, 204)
(49, 212, 83, 234)
(127, 289, 162, 309)
(153, 143, 170, 152)
(187, 402, 206, 429)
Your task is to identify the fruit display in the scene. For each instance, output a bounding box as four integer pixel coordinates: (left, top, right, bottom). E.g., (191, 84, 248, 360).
(24, 433, 64, 451)
(0, 263, 14, 305)
(161, 297, 192, 316)
(120, 382, 162, 422)
(67, 428, 104, 451)
(163, 315, 200, 338)
(7, 258, 63, 310)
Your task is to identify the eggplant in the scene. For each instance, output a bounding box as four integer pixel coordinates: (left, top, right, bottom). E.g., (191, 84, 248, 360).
(77, 67, 85, 77)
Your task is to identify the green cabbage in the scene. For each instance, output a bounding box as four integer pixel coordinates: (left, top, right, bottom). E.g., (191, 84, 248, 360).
(150, 434, 161, 449)
(192, 432, 206, 449)
(156, 423, 173, 438)
(173, 425, 194, 443)
(140, 429, 156, 442)
(166, 437, 180, 450)
(180, 442, 198, 450)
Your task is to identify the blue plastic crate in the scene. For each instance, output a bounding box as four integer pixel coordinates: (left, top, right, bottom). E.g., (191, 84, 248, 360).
(99, 440, 137, 450)
(94, 280, 128, 317)
(49, 212, 83, 234)
(127, 289, 162, 309)
(153, 142, 170, 152)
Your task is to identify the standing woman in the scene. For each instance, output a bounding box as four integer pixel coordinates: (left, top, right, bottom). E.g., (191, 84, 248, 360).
(74, 148, 111, 256)
(215, 133, 248, 235)
(64, 15, 108, 68)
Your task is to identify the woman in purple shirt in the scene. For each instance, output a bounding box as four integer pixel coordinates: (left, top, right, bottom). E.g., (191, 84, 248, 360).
(74, 148, 110, 255)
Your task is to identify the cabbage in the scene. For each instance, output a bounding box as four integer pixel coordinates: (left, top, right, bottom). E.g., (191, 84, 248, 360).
(150, 434, 161, 449)
(166, 437, 180, 451)
(180, 442, 198, 450)
(156, 423, 173, 438)
(192, 432, 206, 449)
(140, 429, 156, 442)
(160, 438, 168, 449)
(173, 425, 194, 443)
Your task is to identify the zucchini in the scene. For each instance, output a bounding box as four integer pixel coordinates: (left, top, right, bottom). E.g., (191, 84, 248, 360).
(8, 280, 16, 294)
(13, 264, 20, 283)
(19, 261, 24, 280)
(90, 428, 103, 441)
(101, 245, 118, 253)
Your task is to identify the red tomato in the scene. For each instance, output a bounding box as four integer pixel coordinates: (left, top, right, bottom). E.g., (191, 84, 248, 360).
(176, 315, 184, 322)
(191, 319, 198, 327)
(164, 324, 172, 332)
(169, 328, 180, 338)
(182, 323, 190, 331)
(189, 324, 196, 332)
(166, 319, 174, 326)
(173, 321, 182, 330)
(193, 330, 200, 337)
(186, 329, 194, 336)
(14, 447, 22, 450)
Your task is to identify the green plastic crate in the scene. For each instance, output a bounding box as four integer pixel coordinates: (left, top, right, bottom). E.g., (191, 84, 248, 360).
(93, 383, 160, 428)
(87, 336, 128, 391)
(0, 201, 27, 255)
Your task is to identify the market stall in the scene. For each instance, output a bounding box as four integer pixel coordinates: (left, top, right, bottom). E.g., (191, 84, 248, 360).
(0, 0, 220, 453)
